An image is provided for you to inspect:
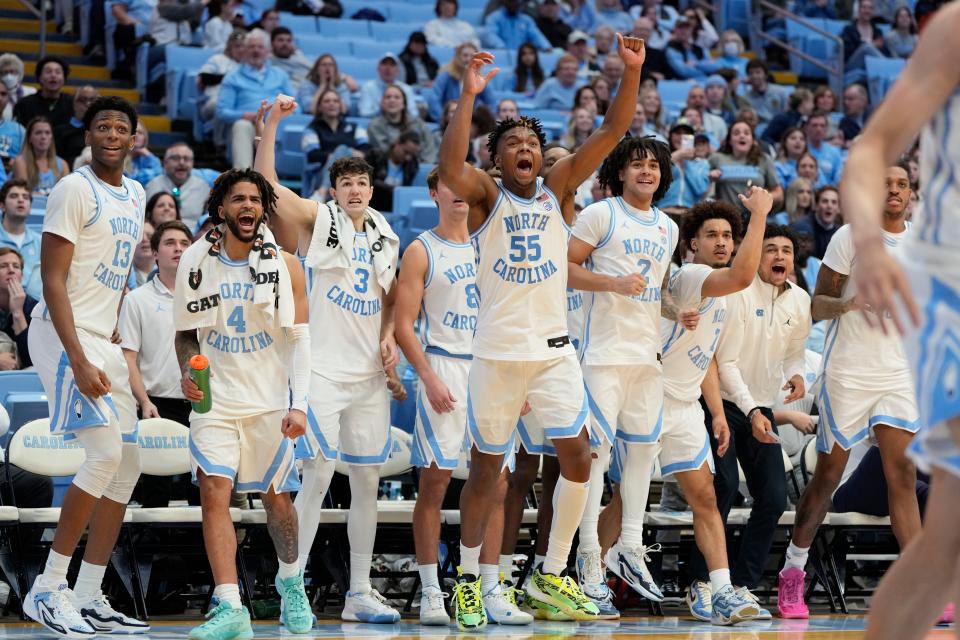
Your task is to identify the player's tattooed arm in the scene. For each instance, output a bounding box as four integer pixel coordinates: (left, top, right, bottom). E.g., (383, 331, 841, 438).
(811, 264, 857, 321)
(175, 330, 201, 372)
(661, 269, 699, 329)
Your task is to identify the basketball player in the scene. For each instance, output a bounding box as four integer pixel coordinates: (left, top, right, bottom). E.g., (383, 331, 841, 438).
(566, 136, 691, 609)
(25, 96, 150, 637)
(777, 164, 921, 619)
(437, 33, 646, 626)
(175, 169, 313, 639)
(395, 168, 532, 628)
(836, 7, 960, 637)
(661, 194, 773, 625)
(255, 98, 403, 623)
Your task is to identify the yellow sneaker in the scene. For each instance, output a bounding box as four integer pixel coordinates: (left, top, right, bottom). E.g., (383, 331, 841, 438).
(527, 565, 600, 621)
(453, 569, 487, 631)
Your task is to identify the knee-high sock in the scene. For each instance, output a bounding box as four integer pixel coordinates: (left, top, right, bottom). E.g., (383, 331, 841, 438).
(542, 475, 589, 575)
(578, 445, 611, 555)
(347, 465, 381, 594)
(619, 443, 658, 548)
(294, 456, 337, 570)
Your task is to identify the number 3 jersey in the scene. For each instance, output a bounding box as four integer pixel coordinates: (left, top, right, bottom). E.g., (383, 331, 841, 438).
(572, 196, 678, 366)
(33, 166, 146, 338)
(416, 230, 477, 356)
(471, 178, 572, 361)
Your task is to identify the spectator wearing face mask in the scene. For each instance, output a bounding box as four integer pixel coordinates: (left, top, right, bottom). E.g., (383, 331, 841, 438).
(0, 54, 35, 123)
(715, 31, 748, 76)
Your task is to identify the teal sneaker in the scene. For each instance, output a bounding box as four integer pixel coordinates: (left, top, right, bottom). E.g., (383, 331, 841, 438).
(276, 571, 315, 633)
(189, 600, 254, 640)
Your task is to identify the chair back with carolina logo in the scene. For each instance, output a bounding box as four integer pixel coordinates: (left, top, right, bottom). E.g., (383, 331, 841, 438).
(136, 418, 191, 476)
(8, 419, 86, 477)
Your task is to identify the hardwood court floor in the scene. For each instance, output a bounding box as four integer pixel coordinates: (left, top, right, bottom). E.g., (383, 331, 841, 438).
(0, 616, 952, 639)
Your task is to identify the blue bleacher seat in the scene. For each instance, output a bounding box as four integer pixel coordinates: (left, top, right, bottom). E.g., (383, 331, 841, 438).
(392, 186, 430, 218)
(384, 2, 435, 23)
(298, 35, 353, 59)
(276, 115, 313, 179)
(458, 6, 484, 25)
(865, 55, 906, 103)
(785, 18, 843, 80)
(5, 393, 48, 433)
(165, 46, 216, 120)
(657, 79, 697, 111)
(370, 21, 420, 42)
(412, 163, 435, 187)
(429, 45, 456, 66)
(335, 57, 380, 83)
(719, 0, 750, 37)
(409, 200, 439, 230)
(317, 17, 373, 38)
(278, 12, 319, 33)
(0, 371, 44, 398)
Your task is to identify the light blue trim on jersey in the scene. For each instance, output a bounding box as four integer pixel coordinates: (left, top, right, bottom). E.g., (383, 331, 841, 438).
(218, 254, 249, 267)
(466, 392, 516, 455)
(413, 395, 460, 469)
(295, 406, 339, 461)
(190, 437, 237, 481)
(77, 168, 103, 229)
(615, 197, 659, 226)
(426, 229, 472, 248)
(660, 436, 713, 477)
(608, 440, 623, 484)
(915, 278, 960, 427)
(339, 429, 393, 464)
(661, 324, 685, 357)
(579, 290, 597, 363)
(420, 236, 436, 289)
(425, 345, 473, 360)
(235, 438, 300, 492)
(543, 394, 589, 439)
(470, 190, 503, 241)
(84, 166, 132, 202)
(276, 459, 302, 494)
(51, 352, 113, 434)
(616, 405, 663, 443)
(594, 200, 618, 250)
(584, 384, 615, 444)
(515, 417, 557, 456)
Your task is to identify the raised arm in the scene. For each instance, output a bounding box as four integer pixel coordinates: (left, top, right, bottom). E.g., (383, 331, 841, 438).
(254, 96, 319, 245)
(546, 34, 645, 197)
(701, 186, 773, 298)
(437, 52, 500, 230)
(841, 5, 960, 332)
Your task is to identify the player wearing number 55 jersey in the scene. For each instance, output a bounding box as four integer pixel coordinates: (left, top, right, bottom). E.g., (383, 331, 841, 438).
(256, 97, 404, 624)
(438, 34, 647, 627)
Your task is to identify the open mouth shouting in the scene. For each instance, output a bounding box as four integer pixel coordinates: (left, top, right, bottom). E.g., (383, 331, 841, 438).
(516, 157, 534, 179)
(771, 263, 787, 277)
(237, 212, 258, 234)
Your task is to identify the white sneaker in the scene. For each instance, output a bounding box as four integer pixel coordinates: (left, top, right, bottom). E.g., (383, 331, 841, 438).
(604, 542, 664, 602)
(23, 581, 96, 638)
(75, 592, 150, 633)
(419, 586, 449, 626)
(341, 589, 401, 623)
(482, 582, 533, 625)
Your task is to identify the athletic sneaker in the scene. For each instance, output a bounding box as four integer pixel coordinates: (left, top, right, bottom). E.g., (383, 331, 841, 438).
(502, 581, 525, 608)
(341, 589, 401, 623)
(686, 580, 712, 622)
(188, 600, 253, 640)
(275, 571, 315, 633)
(575, 550, 619, 620)
(711, 584, 760, 626)
(522, 592, 573, 621)
(736, 586, 771, 620)
(452, 571, 486, 630)
(483, 581, 533, 625)
(419, 586, 449, 626)
(24, 582, 96, 638)
(777, 567, 809, 619)
(604, 542, 664, 602)
(76, 592, 150, 633)
(527, 565, 600, 621)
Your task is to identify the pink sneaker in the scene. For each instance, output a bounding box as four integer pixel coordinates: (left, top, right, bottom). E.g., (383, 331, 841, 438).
(939, 603, 955, 624)
(777, 567, 809, 619)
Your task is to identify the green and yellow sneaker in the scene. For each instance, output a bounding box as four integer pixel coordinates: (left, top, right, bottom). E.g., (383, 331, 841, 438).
(523, 592, 573, 621)
(502, 581, 525, 609)
(189, 600, 253, 640)
(453, 569, 487, 631)
(528, 565, 600, 621)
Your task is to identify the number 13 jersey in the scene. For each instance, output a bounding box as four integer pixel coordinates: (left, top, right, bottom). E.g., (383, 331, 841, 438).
(471, 178, 572, 361)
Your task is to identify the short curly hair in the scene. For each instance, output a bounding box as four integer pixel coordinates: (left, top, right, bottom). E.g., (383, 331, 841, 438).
(597, 136, 673, 200)
(486, 117, 547, 162)
(681, 200, 743, 252)
(205, 168, 278, 225)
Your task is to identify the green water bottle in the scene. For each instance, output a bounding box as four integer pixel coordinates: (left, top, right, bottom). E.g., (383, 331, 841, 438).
(189, 354, 213, 413)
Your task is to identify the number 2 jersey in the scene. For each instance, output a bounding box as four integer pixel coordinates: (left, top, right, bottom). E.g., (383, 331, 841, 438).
(33, 166, 145, 338)
(573, 197, 678, 366)
(416, 230, 476, 356)
(470, 178, 572, 361)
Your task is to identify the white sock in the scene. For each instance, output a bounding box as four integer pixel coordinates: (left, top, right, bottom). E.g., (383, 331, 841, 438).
(349, 552, 372, 594)
(709, 568, 731, 594)
(619, 443, 657, 548)
(418, 563, 440, 591)
(39, 550, 72, 588)
(459, 543, 481, 577)
(213, 583, 243, 608)
(277, 559, 299, 580)
(73, 561, 106, 604)
(542, 476, 589, 575)
(499, 554, 514, 582)
(785, 542, 810, 571)
(480, 563, 500, 595)
(578, 446, 610, 555)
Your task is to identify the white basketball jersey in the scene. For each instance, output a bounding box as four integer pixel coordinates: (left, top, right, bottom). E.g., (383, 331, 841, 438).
(470, 178, 572, 361)
(917, 93, 960, 251)
(660, 263, 727, 402)
(574, 197, 678, 366)
(564, 224, 585, 353)
(416, 230, 476, 357)
(33, 166, 145, 338)
(820, 224, 913, 390)
(305, 232, 385, 381)
(197, 255, 289, 419)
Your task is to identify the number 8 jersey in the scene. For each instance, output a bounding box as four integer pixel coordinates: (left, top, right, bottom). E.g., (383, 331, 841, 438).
(416, 230, 477, 357)
(470, 178, 572, 361)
